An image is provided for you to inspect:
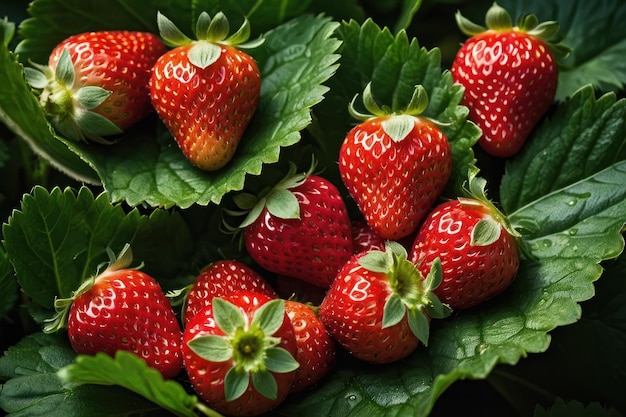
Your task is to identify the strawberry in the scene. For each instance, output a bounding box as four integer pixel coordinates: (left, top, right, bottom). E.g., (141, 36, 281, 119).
(182, 259, 278, 326)
(318, 242, 450, 364)
(409, 169, 521, 309)
(339, 83, 452, 241)
(450, 3, 569, 157)
(284, 300, 336, 393)
(182, 291, 299, 416)
(234, 164, 354, 289)
(44, 245, 183, 379)
(25, 31, 166, 143)
(149, 12, 263, 171)
(351, 219, 386, 254)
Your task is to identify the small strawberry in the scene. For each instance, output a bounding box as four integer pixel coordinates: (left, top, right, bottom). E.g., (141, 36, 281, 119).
(284, 300, 336, 393)
(339, 83, 452, 241)
(351, 219, 386, 254)
(234, 164, 354, 289)
(182, 259, 278, 326)
(450, 2, 570, 157)
(44, 245, 183, 379)
(182, 291, 299, 416)
(149, 11, 263, 171)
(409, 169, 521, 309)
(319, 242, 450, 364)
(25, 31, 167, 143)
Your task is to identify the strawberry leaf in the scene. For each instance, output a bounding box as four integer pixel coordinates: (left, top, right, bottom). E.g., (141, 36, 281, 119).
(310, 17, 480, 197)
(0, 333, 172, 417)
(0, 246, 17, 319)
(2, 186, 193, 311)
(58, 351, 211, 417)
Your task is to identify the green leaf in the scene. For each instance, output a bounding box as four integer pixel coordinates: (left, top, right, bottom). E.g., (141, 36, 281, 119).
(0, 333, 165, 417)
(0, 246, 17, 318)
(213, 297, 247, 335)
(251, 369, 277, 400)
(68, 14, 340, 208)
(496, 0, 626, 99)
(54, 48, 74, 88)
(501, 87, 626, 214)
(407, 307, 429, 346)
(264, 347, 300, 374)
(0, 40, 98, 184)
(534, 399, 622, 417)
(251, 299, 284, 336)
(265, 188, 300, 220)
(58, 351, 206, 417)
(470, 218, 501, 246)
(310, 18, 479, 197)
(1, 186, 193, 311)
(187, 335, 233, 363)
(74, 86, 111, 110)
(224, 367, 249, 402)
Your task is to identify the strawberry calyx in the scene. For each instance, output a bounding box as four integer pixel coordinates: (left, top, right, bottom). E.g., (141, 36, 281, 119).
(231, 162, 312, 229)
(187, 298, 299, 402)
(25, 48, 123, 143)
(458, 167, 521, 247)
(349, 82, 446, 143)
(157, 11, 264, 70)
(455, 2, 570, 59)
(43, 244, 139, 334)
(358, 242, 452, 346)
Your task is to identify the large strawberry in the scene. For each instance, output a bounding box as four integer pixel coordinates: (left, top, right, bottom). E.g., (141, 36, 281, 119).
(234, 164, 354, 289)
(44, 245, 183, 379)
(284, 300, 336, 393)
(450, 2, 569, 157)
(182, 291, 299, 416)
(318, 242, 450, 364)
(409, 169, 521, 309)
(182, 259, 278, 326)
(149, 11, 263, 171)
(25, 31, 166, 143)
(339, 83, 452, 241)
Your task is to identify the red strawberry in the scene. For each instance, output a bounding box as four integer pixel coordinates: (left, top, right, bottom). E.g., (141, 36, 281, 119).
(25, 31, 166, 142)
(409, 169, 520, 309)
(339, 83, 452, 240)
(235, 165, 353, 289)
(318, 242, 450, 364)
(44, 245, 183, 379)
(182, 291, 299, 416)
(149, 12, 263, 171)
(351, 219, 386, 254)
(450, 3, 569, 157)
(284, 300, 336, 392)
(183, 259, 278, 326)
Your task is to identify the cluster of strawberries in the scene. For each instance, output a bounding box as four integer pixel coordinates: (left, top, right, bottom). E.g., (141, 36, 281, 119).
(33, 3, 565, 416)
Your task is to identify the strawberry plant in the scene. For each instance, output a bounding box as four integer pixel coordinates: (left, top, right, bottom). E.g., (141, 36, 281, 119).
(1, 0, 626, 416)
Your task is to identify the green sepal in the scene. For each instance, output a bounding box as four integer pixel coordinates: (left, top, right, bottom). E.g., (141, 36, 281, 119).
(55, 48, 75, 88)
(407, 307, 430, 346)
(251, 299, 286, 336)
(213, 297, 247, 335)
(265, 347, 300, 374)
(74, 86, 112, 110)
(156, 11, 192, 47)
(252, 370, 278, 400)
(186, 335, 233, 362)
(471, 218, 502, 246)
(0, 16, 15, 46)
(24, 66, 48, 89)
(224, 368, 250, 402)
(484, 2, 513, 31)
(381, 114, 416, 143)
(382, 293, 405, 329)
(75, 109, 123, 141)
(265, 188, 301, 220)
(206, 12, 230, 42)
(187, 41, 222, 70)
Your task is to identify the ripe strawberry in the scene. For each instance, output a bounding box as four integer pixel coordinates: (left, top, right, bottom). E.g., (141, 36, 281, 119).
(25, 31, 166, 143)
(339, 83, 452, 241)
(318, 242, 450, 364)
(149, 12, 263, 171)
(235, 165, 354, 289)
(409, 169, 521, 309)
(284, 300, 336, 393)
(183, 259, 278, 326)
(44, 245, 183, 379)
(182, 291, 299, 416)
(450, 3, 569, 157)
(351, 219, 386, 254)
